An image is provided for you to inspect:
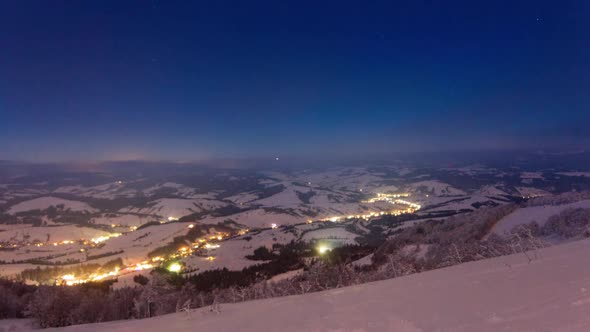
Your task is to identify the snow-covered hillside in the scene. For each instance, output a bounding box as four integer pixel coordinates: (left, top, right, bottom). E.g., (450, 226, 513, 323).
(491, 199, 590, 235)
(3, 164, 589, 291)
(7, 197, 97, 214)
(0, 225, 109, 243)
(407, 180, 466, 196)
(18, 237, 590, 332)
(119, 198, 227, 220)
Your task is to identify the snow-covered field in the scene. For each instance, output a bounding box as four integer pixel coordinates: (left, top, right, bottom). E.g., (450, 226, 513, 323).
(407, 180, 466, 196)
(7, 197, 97, 214)
(520, 171, 544, 179)
(491, 199, 590, 235)
(119, 198, 227, 220)
(86, 222, 191, 265)
(13, 237, 590, 332)
(515, 186, 550, 197)
(200, 209, 303, 229)
(0, 224, 109, 243)
(556, 172, 590, 178)
(91, 213, 147, 227)
(0, 263, 39, 278)
(54, 182, 142, 199)
(300, 227, 359, 244)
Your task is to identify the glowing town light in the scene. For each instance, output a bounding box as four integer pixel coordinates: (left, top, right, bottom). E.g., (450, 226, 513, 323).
(271, 223, 278, 229)
(307, 219, 313, 224)
(329, 217, 339, 222)
(318, 246, 330, 255)
(90, 233, 121, 244)
(188, 224, 194, 229)
(133, 263, 153, 271)
(206, 256, 216, 261)
(204, 243, 220, 249)
(62, 274, 75, 281)
(168, 216, 179, 222)
(167, 263, 182, 273)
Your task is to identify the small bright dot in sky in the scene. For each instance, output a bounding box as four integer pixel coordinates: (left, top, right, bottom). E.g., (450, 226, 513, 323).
(275, 157, 279, 161)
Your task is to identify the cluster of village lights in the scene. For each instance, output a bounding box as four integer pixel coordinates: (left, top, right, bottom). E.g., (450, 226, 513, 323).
(303, 193, 421, 224)
(46, 193, 422, 285)
(52, 227, 240, 286)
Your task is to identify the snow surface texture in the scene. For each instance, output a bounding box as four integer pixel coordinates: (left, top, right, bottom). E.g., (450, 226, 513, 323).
(15, 237, 590, 332)
(407, 180, 466, 196)
(515, 186, 551, 197)
(119, 198, 226, 219)
(0, 225, 109, 243)
(7, 197, 97, 214)
(556, 172, 590, 177)
(300, 227, 359, 244)
(491, 199, 590, 235)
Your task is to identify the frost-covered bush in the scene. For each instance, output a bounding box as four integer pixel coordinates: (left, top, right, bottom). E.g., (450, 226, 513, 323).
(541, 208, 590, 238)
(373, 204, 518, 266)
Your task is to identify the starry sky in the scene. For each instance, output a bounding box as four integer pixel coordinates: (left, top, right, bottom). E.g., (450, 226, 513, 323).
(1, 1, 589, 162)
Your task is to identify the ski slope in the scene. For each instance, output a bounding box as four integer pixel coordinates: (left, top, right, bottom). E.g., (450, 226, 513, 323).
(24, 237, 590, 332)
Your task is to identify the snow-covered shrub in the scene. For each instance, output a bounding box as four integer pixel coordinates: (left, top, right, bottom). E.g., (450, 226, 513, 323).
(541, 208, 590, 238)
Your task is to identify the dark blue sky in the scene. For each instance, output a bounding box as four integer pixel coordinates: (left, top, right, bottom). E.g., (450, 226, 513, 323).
(1, 1, 589, 161)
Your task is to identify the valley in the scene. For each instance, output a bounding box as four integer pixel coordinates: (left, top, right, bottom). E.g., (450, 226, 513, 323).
(2, 159, 589, 287)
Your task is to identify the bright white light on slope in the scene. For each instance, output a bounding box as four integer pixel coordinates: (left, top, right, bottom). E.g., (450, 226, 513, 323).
(167, 263, 182, 273)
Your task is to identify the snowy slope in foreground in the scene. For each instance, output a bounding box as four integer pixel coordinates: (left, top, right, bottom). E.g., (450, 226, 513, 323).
(31, 238, 590, 332)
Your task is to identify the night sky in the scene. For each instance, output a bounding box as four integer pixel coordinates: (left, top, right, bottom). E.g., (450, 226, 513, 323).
(1, 1, 589, 161)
